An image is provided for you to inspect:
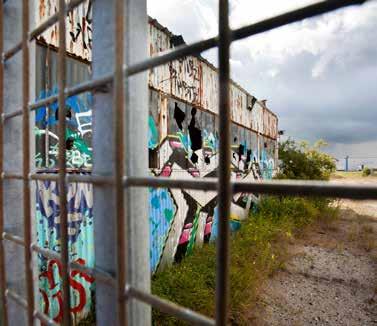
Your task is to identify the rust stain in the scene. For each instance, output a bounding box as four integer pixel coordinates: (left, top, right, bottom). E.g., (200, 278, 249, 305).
(37, 0, 92, 61)
(36, 1, 278, 139)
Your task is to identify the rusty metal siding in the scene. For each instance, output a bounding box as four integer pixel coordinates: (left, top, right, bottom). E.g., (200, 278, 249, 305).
(229, 84, 247, 126)
(263, 107, 269, 137)
(147, 22, 277, 141)
(37, 0, 92, 61)
(35, 5, 278, 140)
(251, 102, 263, 134)
(169, 57, 202, 106)
(201, 63, 218, 114)
(270, 114, 278, 139)
(148, 23, 171, 94)
(261, 107, 278, 139)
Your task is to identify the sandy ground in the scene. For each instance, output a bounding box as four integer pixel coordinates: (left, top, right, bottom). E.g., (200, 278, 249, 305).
(252, 178, 377, 325)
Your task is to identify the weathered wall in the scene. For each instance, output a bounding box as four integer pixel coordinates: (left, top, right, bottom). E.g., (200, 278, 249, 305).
(148, 20, 278, 140)
(36, 178, 94, 323)
(36, 1, 278, 141)
(35, 45, 92, 170)
(148, 90, 269, 272)
(34, 45, 94, 323)
(37, 0, 92, 61)
(34, 1, 279, 322)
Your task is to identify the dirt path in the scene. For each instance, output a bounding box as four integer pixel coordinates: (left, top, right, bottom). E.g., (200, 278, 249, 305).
(252, 179, 377, 325)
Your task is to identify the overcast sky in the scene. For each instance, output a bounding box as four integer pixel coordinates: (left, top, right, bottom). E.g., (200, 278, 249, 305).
(147, 0, 377, 166)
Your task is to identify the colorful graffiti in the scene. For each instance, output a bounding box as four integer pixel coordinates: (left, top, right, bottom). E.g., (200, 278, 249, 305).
(147, 93, 274, 272)
(35, 89, 93, 169)
(36, 178, 94, 322)
(33, 7, 277, 323)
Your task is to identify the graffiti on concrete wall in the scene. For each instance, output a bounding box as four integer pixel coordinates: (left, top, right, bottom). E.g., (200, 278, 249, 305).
(36, 178, 94, 322)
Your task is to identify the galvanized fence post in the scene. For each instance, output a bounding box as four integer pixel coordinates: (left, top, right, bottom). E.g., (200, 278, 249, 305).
(124, 0, 151, 324)
(92, 0, 150, 324)
(92, 0, 118, 325)
(2, 1, 27, 324)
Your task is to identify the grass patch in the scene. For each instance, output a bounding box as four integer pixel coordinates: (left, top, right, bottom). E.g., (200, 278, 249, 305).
(332, 170, 377, 179)
(152, 196, 338, 325)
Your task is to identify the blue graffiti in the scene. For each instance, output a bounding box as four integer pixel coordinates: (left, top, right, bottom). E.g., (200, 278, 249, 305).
(149, 187, 176, 272)
(35, 88, 93, 128)
(260, 149, 274, 179)
(36, 179, 94, 247)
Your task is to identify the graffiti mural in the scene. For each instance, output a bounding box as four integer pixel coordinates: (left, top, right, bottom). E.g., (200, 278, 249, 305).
(36, 178, 94, 322)
(35, 42, 94, 324)
(33, 8, 278, 322)
(147, 92, 271, 272)
(260, 136, 276, 180)
(35, 89, 93, 169)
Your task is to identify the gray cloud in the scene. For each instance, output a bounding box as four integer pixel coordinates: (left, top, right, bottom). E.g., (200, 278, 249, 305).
(148, 1, 377, 158)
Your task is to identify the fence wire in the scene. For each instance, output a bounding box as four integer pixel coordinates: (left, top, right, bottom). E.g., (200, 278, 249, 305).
(0, 0, 374, 325)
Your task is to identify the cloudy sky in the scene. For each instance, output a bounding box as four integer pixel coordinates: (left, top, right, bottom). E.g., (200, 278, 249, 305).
(147, 0, 377, 168)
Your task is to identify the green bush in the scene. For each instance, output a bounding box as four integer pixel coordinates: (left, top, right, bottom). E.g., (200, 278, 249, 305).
(152, 196, 338, 325)
(362, 167, 372, 176)
(277, 139, 336, 180)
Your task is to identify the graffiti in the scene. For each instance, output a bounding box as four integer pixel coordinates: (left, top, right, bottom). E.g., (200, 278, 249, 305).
(39, 258, 94, 323)
(147, 94, 271, 272)
(68, 0, 92, 51)
(36, 179, 94, 321)
(35, 89, 93, 169)
(37, 0, 93, 61)
(32, 11, 278, 324)
(169, 57, 202, 104)
(260, 138, 276, 179)
(149, 187, 176, 272)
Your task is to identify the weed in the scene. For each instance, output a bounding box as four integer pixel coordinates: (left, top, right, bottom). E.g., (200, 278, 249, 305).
(152, 196, 338, 325)
(362, 167, 372, 176)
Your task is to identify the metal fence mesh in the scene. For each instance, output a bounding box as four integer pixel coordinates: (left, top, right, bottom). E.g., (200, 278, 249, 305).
(0, 0, 374, 325)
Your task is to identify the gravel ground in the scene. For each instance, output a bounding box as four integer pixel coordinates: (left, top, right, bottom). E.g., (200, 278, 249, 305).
(252, 178, 377, 326)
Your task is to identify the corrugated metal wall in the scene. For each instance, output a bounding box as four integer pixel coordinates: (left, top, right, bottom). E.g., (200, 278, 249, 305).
(36, 177, 94, 324)
(35, 45, 94, 323)
(148, 21, 278, 140)
(37, 1, 278, 141)
(147, 89, 276, 272)
(34, 2, 279, 322)
(37, 0, 92, 61)
(35, 45, 92, 170)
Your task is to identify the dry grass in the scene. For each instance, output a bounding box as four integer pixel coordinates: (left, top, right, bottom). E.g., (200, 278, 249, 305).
(332, 171, 377, 179)
(344, 217, 377, 252)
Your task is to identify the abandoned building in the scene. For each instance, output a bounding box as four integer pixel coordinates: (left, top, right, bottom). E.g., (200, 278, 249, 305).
(4, 0, 278, 323)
